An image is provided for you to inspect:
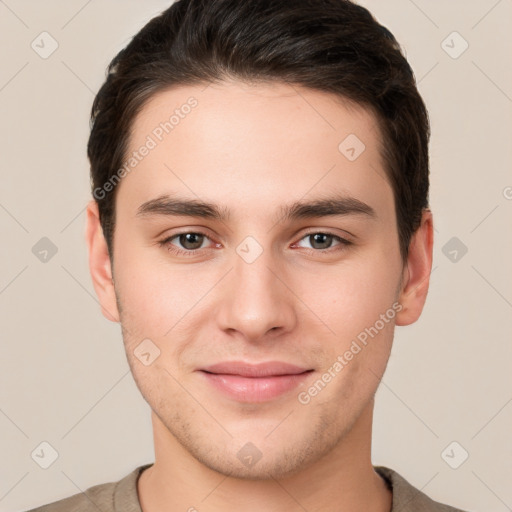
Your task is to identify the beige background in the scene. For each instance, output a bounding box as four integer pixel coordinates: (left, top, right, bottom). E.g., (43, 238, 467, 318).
(1, 1, 511, 511)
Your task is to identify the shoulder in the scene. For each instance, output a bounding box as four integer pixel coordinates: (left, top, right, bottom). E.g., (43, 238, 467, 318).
(23, 464, 152, 512)
(374, 465, 471, 512)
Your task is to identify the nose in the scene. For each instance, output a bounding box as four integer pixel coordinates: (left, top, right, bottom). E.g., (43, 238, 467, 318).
(215, 246, 298, 343)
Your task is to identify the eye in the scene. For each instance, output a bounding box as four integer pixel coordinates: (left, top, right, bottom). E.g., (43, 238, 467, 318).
(294, 232, 351, 252)
(172, 232, 209, 250)
(159, 231, 215, 256)
(158, 230, 352, 257)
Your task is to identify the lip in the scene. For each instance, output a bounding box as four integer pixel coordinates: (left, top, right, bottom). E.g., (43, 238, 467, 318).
(201, 361, 310, 377)
(198, 361, 313, 402)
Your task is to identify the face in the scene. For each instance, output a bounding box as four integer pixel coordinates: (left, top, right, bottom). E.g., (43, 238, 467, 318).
(87, 80, 432, 480)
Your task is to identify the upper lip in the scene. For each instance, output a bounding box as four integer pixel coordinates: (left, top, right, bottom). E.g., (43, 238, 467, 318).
(200, 361, 312, 378)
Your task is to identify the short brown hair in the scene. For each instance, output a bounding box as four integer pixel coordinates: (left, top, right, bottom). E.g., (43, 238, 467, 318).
(88, 0, 430, 262)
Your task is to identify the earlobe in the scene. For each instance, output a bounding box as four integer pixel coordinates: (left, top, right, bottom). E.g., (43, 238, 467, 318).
(85, 200, 120, 323)
(395, 209, 434, 326)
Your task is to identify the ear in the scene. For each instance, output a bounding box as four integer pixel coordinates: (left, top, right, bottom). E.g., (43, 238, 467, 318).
(395, 209, 434, 326)
(85, 200, 120, 322)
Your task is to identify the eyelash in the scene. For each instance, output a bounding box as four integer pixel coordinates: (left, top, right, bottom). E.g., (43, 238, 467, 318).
(158, 230, 352, 257)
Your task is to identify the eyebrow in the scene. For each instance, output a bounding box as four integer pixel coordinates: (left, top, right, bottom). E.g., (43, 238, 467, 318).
(136, 194, 377, 222)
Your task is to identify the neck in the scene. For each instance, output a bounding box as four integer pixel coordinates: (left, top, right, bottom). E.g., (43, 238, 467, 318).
(138, 401, 392, 512)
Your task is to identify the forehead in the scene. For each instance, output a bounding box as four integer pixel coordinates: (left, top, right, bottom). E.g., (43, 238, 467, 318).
(119, 80, 393, 223)
(130, 80, 383, 154)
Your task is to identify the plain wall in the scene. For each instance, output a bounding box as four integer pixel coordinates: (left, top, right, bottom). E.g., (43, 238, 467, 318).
(0, 1, 511, 511)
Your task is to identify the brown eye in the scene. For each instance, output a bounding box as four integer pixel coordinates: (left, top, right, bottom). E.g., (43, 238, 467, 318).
(158, 231, 213, 256)
(294, 231, 352, 253)
(176, 233, 205, 250)
(308, 233, 334, 250)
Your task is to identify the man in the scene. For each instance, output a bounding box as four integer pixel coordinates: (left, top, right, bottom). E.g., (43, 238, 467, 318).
(28, 0, 470, 510)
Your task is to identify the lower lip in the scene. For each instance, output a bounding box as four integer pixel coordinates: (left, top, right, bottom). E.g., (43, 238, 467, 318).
(199, 371, 312, 402)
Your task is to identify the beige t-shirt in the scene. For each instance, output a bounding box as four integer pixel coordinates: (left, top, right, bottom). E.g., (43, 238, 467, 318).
(25, 464, 469, 512)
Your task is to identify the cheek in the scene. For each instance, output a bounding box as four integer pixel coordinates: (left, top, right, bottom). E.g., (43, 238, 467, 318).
(112, 244, 226, 376)
(113, 244, 204, 335)
(298, 255, 401, 343)
(295, 258, 399, 413)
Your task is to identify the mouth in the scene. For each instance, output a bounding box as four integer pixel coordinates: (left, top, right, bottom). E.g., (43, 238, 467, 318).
(197, 361, 314, 403)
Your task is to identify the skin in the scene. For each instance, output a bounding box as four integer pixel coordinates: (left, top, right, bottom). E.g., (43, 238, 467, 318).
(86, 80, 433, 512)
